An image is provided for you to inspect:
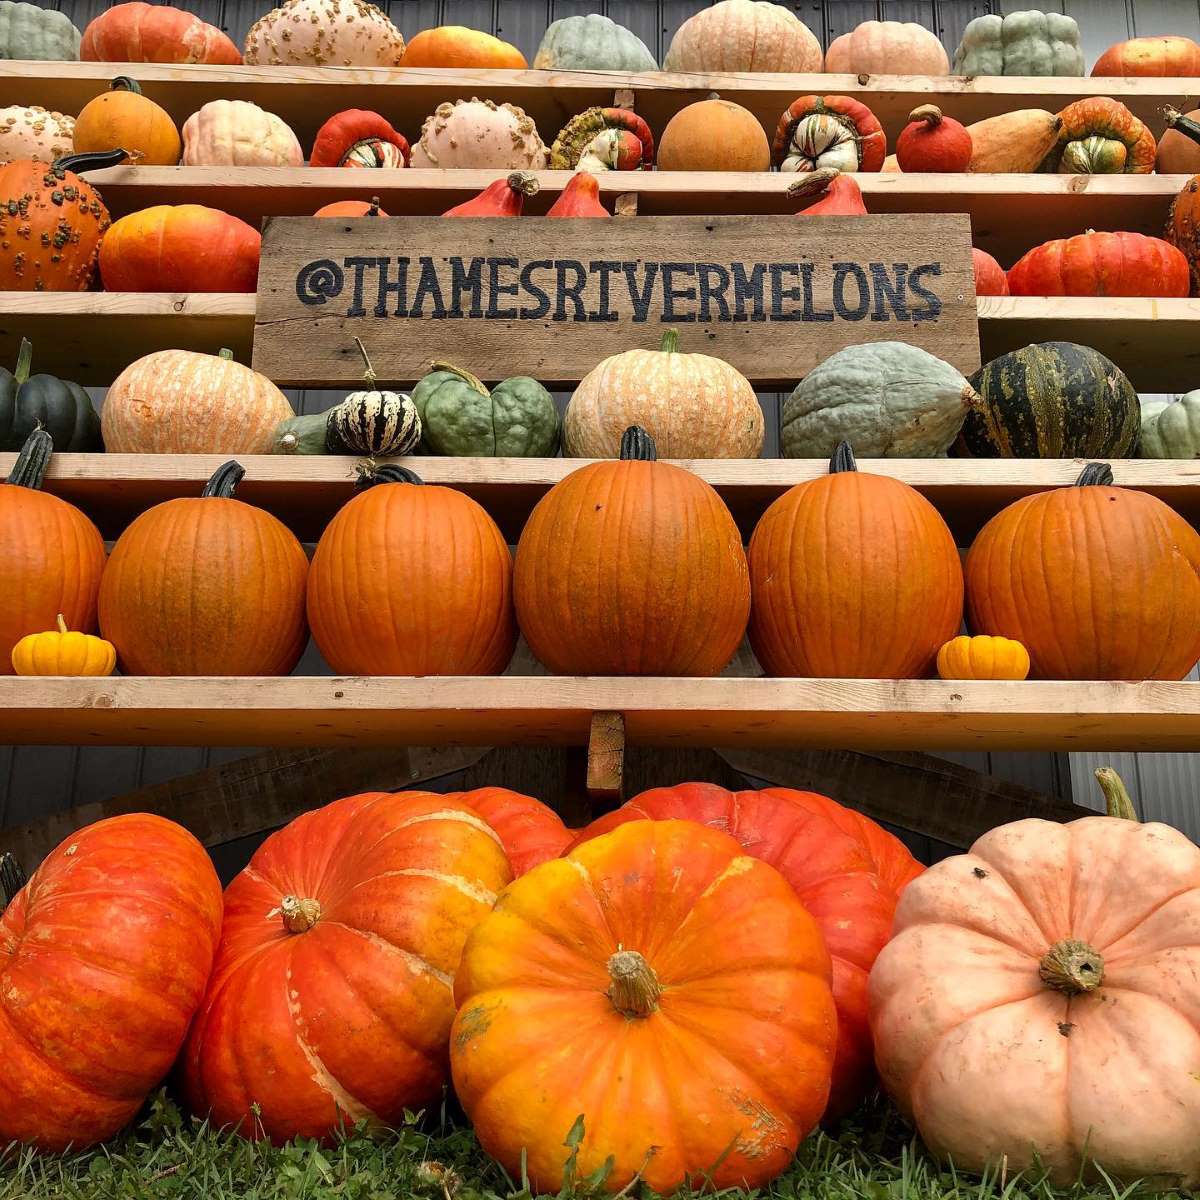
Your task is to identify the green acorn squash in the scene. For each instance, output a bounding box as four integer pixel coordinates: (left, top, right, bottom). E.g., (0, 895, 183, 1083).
(533, 13, 657, 72)
(0, 338, 100, 451)
(1140, 392, 1200, 459)
(411, 362, 559, 458)
(953, 11, 1083, 76)
(782, 342, 979, 459)
(0, 0, 80, 60)
(955, 342, 1139, 458)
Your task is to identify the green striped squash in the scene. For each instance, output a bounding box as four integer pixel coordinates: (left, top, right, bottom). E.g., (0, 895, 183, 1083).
(954, 341, 1139, 458)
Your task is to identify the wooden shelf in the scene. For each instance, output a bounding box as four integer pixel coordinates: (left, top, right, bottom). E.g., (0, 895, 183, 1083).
(3, 676, 1198, 751)
(74, 167, 1191, 267)
(3, 61, 1196, 147)
(3, 453, 1198, 544)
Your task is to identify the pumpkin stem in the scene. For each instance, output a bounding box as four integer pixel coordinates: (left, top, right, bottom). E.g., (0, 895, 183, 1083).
(908, 104, 943, 127)
(506, 171, 540, 198)
(110, 75, 142, 95)
(53, 148, 133, 174)
(659, 330, 679, 354)
(6, 428, 52, 490)
(1074, 462, 1114, 487)
(0, 852, 25, 913)
(607, 948, 661, 1018)
(428, 361, 489, 398)
(787, 167, 841, 199)
(218, 348, 234, 362)
(619, 425, 657, 461)
(201, 460, 246, 499)
(1094, 767, 1139, 821)
(279, 895, 322, 934)
(54, 614, 68, 635)
(1039, 939, 1104, 995)
(354, 462, 423, 490)
(12, 337, 32, 386)
(367, 196, 382, 216)
(829, 441, 858, 474)
(1164, 105, 1200, 148)
(354, 337, 377, 388)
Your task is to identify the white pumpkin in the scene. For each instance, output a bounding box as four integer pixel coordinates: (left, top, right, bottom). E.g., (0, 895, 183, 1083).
(410, 97, 548, 170)
(0, 105, 74, 164)
(243, 0, 404, 67)
(664, 0, 822, 73)
(182, 99, 303, 168)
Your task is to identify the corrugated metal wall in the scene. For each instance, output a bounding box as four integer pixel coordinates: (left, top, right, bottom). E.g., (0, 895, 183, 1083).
(3, 0, 1198, 833)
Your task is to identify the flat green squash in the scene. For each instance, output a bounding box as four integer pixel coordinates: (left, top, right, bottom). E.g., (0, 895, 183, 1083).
(533, 14, 657, 72)
(1140, 392, 1200, 458)
(955, 341, 1139, 458)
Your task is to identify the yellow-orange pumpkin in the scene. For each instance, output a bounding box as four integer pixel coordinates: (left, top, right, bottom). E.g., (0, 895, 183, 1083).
(657, 97, 770, 172)
(399, 26, 526, 68)
(72, 76, 180, 165)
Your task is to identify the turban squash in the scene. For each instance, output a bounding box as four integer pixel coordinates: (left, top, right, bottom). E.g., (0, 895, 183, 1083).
(310, 109, 409, 169)
(549, 107, 653, 171)
(1041, 97, 1156, 174)
(773, 95, 886, 173)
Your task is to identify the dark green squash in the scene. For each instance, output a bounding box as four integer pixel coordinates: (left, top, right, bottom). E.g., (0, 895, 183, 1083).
(954, 341, 1139, 458)
(0, 339, 101, 452)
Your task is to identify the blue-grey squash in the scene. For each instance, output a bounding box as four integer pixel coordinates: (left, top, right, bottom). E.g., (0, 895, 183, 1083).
(1140, 392, 1200, 458)
(533, 14, 657, 72)
(953, 11, 1083, 76)
(0, 0, 80, 60)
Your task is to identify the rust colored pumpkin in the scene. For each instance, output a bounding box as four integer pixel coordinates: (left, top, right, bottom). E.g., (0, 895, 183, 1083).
(1042, 97, 1156, 174)
(99, 203, 260, 292)
(400, 25, 526, 68)
(313, 198, 388, 217)
(895, 105, 970, 173)
(657, 97, 770, 172)
(0, 813, 222, 1151)
(72, 77, 180, 166)
(452, 819, 837, 1194)
(1007, 230, 1190, 298)
(183, 791, 511, 1144)
(451, 787, 571, 876)
(973, 247, 1009, 296)
(573, 784, 922, 1121)
(309, 109, 409, 169)
(773, 95, 886, 173)
(966, 463, 1200, 680)
(1092, 35, 1200, 77)
(1168, 173, 1200, 290)
(308, 465, 516, 676)
(98, 461, 309, 676)
(514, 427, 750, 676)
(749, 442, 963, 678)
(790, 168, 868, 215)
(0, 429, 105, 676)
(0, 150, 119, 291)
(81, 1, 241, 64)
(546, 171, 608, 217)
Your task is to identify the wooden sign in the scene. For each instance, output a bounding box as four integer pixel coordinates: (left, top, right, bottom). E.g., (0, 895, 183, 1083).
(253, 214, 979, 389)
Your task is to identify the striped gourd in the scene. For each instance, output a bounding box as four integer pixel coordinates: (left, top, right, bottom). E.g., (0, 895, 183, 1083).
(327, 338, 421, 456)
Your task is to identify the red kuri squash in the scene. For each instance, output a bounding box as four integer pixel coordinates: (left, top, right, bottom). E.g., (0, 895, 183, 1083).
(442, 172, 539, 217)
(790, 168, 868, 215)
(895, 105, 971, 173)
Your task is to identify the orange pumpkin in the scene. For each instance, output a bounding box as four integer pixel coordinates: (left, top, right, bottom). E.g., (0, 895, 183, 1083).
(0, 813, 222, 1151)
(0, 430, 105, 675)
(98, 460, 309, 676)
(80, 1, 242, 64)
(573, 784, 922, 1121)
(514, 426, 750, 676)
(973, 247, 1009, 296)
(313, 198, 388, 217)
(748, 442, 963, 678)
(400, 25, 526, 68)
(307, 466, 516, 676)
(99, 204, 260, 292)
(183, 791, 511, 1143)
(1007, 231, 1190, 297)
(966, 463, 1200, 680)
(657, 97, 770, 172)
(1092, 35, 1200, 77)
(452, 819, 837, 1194)
(72, 77, 180, 166)
(451, 787, 571, 876)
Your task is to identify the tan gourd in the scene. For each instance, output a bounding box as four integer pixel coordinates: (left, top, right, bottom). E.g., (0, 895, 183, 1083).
(966, 109, 1062, 173)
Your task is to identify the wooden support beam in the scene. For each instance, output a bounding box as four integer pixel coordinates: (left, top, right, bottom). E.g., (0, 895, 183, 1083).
(587, 712, 626, 805)
(612, 87, 636, 110)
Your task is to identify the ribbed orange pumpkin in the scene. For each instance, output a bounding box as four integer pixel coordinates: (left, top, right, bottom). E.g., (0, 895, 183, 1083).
(1007, 231, 1190, 297)
(183, 791, 511, 1144)
(1168, 173, 1200, 292)
(98, 461, 309, 676)
(307, 466, 516, 676)
(0, 430, 105, 675)
(400, 25, 526, 68)
(572, 783, 922, 1122)
(99, 204, 260, 292)
(451, 787, 571, 876)
(748, 442, 963, 678)
(1092, 35, 1200, 77)
(452, 819, 837, 1194)
(514, 427, 750, 676)
(80, 2, 241, 64)
(1, 814, 222, 1151)
(966, 463, 1200, 680)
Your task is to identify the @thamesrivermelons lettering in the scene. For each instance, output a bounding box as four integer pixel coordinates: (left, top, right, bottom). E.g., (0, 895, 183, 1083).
(294, 255, 946, 324)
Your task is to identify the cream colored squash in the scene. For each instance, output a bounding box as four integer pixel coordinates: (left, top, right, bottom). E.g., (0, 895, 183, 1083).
(825, 21, 949, 76)
(0, 105, 74, 163)
(410, 97, 547, 170)
(182, 99, 302, 167)
(243, 0, 404, 67)
(564, 331, 764, 459)
(664, 0, 822, 73)
(966, 108, 1061, 172)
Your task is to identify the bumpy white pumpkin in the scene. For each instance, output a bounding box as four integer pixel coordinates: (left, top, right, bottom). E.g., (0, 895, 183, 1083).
(243, 0, 404, 67)
(0, 105, 74, 163)
(410, 97, 548, 170)
(182, 99, 303, 167)
(664, 0, 822, 73)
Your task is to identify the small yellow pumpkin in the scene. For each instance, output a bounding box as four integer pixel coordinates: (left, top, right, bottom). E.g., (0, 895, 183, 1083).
(936, 635, 1029, 681)
(12, 614, 116, 676)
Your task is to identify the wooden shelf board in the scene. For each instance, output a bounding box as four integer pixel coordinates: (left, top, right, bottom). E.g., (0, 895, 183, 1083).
(3, 676, 1198, 751)
(3, 62, 1196, 147)
(3, 454, 1198, 544)
(74, 167, 1189, 267)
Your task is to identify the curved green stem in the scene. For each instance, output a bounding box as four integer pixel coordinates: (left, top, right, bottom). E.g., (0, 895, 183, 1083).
(13, 337, 32, 386)
(619, 425, 656, 461)
(1094, 767, 1139, 821)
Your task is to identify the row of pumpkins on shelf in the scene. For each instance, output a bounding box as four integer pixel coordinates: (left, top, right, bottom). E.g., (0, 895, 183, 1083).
(11, 0, 1200, 81)
(5, 757, 1198, 1196)
(4, 423, 1199, 685)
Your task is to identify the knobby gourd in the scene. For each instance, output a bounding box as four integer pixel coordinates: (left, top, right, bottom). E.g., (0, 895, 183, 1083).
(0, 105, 74, 164)
(244, 0, 404, 67)
(410, 97, 547, 170)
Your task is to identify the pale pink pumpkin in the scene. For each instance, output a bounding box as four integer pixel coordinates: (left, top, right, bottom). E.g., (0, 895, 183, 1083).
(664, 0, 822, 73)
(182, 100, 302, 168)
(825, 21, 949, 76)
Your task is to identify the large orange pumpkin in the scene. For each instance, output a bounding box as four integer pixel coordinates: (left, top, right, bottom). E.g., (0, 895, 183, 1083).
(1092, 35, 1200, 77)
(966, 463, 1200, 680)
(450, 787, 571, 876)
(307, 466, 516, 676)
(0, 813, 222, 1151)
(80, 1, 242, 64)
(656, 97, 770, 172)
(399, 25, 526, 68)
(98, 460, 309, 676)
(98, 204, 260, 293)
(183, 791, 511, 1144)
(0, 429, 105, 675)
(452, 819, 837, 1194)
(1007, 231, 1190, 298)
(514, 426, 750, 676)
(573, 783, 922, 1121)
(748, 442, 963, 678)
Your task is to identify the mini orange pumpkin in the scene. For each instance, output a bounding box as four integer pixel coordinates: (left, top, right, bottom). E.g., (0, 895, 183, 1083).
(936, 635, 1030, 680)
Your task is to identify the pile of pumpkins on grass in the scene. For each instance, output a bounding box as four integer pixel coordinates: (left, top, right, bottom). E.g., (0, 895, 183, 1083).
(3, 761, 1200, 1193)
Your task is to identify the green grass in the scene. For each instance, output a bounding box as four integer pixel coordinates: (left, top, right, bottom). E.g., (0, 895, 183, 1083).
(0, 1095, 1189, 1200)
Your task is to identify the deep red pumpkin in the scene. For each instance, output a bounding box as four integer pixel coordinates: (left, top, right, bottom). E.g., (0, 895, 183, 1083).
(895, 105, 971, 173)
(790, 168, 868, 215)
(572, 783, 923, 1121)
(1007, 230, 1190, 297)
